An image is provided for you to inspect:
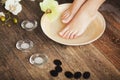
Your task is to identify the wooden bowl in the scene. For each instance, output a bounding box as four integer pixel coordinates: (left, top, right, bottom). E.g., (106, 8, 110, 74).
(41, 4, 106, 46)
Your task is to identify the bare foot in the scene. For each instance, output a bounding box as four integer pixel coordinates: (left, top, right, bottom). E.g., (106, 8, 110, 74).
(61, 0, 85, 23)
(59, 10, 97, 39)
(59, 0, 105, 39)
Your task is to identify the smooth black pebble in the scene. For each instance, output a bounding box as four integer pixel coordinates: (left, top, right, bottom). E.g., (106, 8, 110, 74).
(53, 59, 62, 66)
(64, 71, 73, 78)
(55, 66, 62, 72)
(74, 72, 82, 79)
(83, 72, 90, 79)
(50, 70, 58, 77)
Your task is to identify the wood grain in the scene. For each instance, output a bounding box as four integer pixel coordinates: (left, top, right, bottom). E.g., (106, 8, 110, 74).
(0, 0, 120, 80)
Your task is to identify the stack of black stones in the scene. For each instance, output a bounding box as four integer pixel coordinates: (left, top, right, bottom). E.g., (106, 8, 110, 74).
(50, 59, 62, 77)
(50, 59, 91, 79)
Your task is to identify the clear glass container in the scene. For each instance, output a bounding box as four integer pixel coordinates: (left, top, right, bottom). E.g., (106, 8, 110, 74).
(29, 53, 48, 66)
(16, 39, 33, 52)
(21, 20, 37, 31)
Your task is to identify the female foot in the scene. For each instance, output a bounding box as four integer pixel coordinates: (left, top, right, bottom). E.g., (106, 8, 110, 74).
(61, 0, 85, 23)
(59, 0, 105, 39)
(60, 10, 97, 39)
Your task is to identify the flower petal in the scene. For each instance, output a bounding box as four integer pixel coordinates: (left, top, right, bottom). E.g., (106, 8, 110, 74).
(40, 0, 59, 21)
(5, 0, 22, 15)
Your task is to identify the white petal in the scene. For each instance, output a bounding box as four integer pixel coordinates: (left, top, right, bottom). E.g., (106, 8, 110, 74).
(14, 0, 21, 3)
(12, 3, 22, 15)
(5, 0, 22, 15)
(5, 0, 14, 11)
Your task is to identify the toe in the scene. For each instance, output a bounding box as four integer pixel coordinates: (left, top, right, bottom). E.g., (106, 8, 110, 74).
(63, 30, 70, 39)
(74, 35, 78, 39)
(59, 27, 69, 36)
(66, 31, 73, 39)
(61, 10, 70, 19)
(74, 34, 79, 39)
(61, 10, 73, 23)
(69, 31, 77, 39)
(62, 15, 73, 23)
(74, 32, 82, 39)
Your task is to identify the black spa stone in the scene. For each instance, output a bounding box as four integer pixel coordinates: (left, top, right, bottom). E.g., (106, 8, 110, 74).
(83, 72, 90, 79)
(53, 59, 62, 66)
(64, 71, 73, 78)
(55, 66, 63, 72)
(50, 70, 58, 77)
(74, 72, 82, 79)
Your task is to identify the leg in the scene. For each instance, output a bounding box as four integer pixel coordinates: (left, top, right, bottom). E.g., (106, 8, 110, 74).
(61, 0, 86, 23)
(59, 0, 105, 39)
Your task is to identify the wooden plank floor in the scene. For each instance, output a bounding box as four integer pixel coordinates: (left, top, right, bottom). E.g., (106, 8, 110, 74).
(0, 0, 120, 80)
